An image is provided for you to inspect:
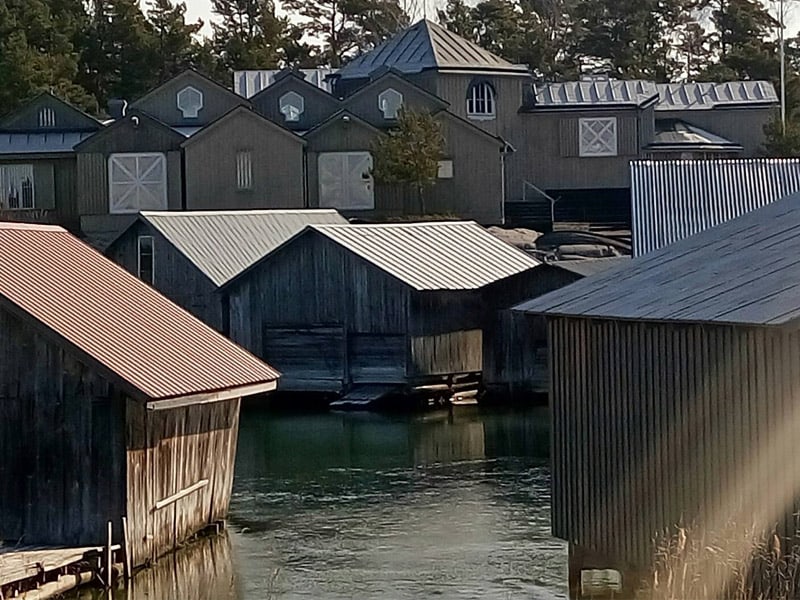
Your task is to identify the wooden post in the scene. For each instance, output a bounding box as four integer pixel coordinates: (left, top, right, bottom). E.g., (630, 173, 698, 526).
(122, 516, 132, 581)
(106, 520, 113, 589)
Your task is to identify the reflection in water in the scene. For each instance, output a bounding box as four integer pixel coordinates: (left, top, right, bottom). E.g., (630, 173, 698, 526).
(69, 407, 566, 599)
(232, 406, 566, 599)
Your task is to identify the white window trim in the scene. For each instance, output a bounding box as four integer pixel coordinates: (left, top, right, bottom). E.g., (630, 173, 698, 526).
(236, 150, 253, 191)
(0, 164, 35, 210)
(579, 117, 618, 157)
(466, 82, 496, 120)
(279, 91, 304, 122)
(108, 153, 168, 214)
(437, 160, 454, 179)
(137, 235, 154, 284)
(378, 88, 404, 120)
(38, 107, 56, 128)
(177, 86, 204, 119)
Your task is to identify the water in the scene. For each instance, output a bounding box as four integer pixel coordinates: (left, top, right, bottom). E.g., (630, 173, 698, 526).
(74, 406, 568, 599)
(229, 406, 567, 599)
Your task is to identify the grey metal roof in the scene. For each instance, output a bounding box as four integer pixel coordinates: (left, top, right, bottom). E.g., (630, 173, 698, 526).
(311, 221, 540, 291)
(631, 159, 800, 256)
(141, 210, 348, 286)
(548, 257, 630, 277)
(649, 119, 741, 151)
(0, 131, 95, 154)
(656, 81, 778, 110)
(531, 80, 659, 107)
(172, 126, 203, 138)
(515, 191, 800, 327)
(336, 20, 528, 80)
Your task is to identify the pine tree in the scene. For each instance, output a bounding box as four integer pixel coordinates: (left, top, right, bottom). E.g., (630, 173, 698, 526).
(282, 0, 408, 68)
(146, 0, 204, 83)
(211, 0, 288, 73)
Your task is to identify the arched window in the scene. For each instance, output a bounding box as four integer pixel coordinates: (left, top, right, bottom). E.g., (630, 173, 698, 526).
(466, 81, 496, 119)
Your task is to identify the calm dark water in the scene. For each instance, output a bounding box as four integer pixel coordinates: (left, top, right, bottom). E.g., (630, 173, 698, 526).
(74, 406, 567, 599)
(228, 406, 567, 599)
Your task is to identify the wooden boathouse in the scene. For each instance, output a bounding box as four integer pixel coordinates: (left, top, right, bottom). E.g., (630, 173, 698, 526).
(516, 191, 800, 597)
(222, 221, 541, 401)
(0, 223, 279, 570)
(105, 209, 347, 331)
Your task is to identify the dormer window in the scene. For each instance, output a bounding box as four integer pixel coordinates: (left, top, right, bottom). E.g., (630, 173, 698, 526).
(279, 91, 304, 122)
(177, 86, 204, 119)
(38, 108, 56, 128)
(378, 88, 403, 120)
(467, 82, 495, 120)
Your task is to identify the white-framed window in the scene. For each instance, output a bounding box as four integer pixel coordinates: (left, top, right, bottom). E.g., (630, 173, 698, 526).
(437, 160, 454, 179)
(0, 164, 35, 209)
(318, 152, 374, 210)
(108, 153, 168, 214)
(467, 82, 495, 119)
(177, 86, 204, 119)
(279, 91, 304, 122)
(138, 235, 154, 285)
(579, 117, 618, 157)
(236, 150, 253, 190)
(378, 88, 403, 120)
(38, 108, 56, 128)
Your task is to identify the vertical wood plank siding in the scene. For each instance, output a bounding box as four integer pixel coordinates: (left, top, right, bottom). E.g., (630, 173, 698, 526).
(77, 153, 108, 215)
(125, 398, 241, 567)
(549, 317, 800, 568)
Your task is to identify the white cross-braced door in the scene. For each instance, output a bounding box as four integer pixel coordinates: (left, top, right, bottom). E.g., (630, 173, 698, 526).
(108, 153, 168, 214)
(318, 152, 374, 210)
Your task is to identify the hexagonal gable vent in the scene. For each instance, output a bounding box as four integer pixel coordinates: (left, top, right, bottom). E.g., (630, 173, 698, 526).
(177, 86, 204, 119)
(378, 88, 403, 119)
(279, 91, 305, 122)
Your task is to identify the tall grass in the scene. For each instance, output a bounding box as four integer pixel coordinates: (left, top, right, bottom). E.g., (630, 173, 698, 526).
(639, 524, 800, 599)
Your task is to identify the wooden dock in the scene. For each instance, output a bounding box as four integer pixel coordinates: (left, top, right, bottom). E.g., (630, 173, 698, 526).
(0, 545, 107, 599)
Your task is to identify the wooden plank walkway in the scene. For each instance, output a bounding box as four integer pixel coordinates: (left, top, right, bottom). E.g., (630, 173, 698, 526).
(0, 545, 102, 587)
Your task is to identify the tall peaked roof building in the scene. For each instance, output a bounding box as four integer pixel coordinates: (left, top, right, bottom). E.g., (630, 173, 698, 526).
(335, 19, 529, 80)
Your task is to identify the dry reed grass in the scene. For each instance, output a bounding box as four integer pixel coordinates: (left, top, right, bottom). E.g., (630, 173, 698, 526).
(638, 523, 800, 600)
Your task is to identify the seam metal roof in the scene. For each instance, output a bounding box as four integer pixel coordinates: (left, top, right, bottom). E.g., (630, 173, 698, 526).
(311, 221, 540, 290)
(141, 210, 348, 286)
(0, 132, 95, 154)
(0, 223, 279, 400)
(515, 191, 800, 327)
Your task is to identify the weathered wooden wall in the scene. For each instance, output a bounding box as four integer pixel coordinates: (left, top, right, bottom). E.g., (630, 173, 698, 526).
(0, 307, 126, 547)
(183, 110, 306, 210)
(125, 398, 241, 567)
(105, 222, 224, 331)
(548, 317, 800, 568)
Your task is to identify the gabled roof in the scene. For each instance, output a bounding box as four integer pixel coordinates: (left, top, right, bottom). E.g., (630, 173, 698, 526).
(180, 105, 306, 148)
(0, 92, 103, 132)
(648, 119, 742, 152)
(630, 158, 800, 256)
(0, 223, 278, 402)
(131, 68, 248, 112)
(656, 81, 778, 110)
(74, 110, 186, 152)
(308, 221, 540, 291)
(235, 68, 337, 97)
(341, 69, 449, 108)
(249, 69, 340, 104)
(336, 20, 529, 80)
(529, 79, 659, 109)
(133, 210, 348, 287)
(515, 191, 800, 328)
(302, 109, 383, 139)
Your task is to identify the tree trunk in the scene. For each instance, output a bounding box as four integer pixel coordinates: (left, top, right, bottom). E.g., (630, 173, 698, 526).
(417, 184, 425, 216)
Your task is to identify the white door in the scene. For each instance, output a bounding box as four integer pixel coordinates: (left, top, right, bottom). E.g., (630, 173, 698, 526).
(108, 153, 168, 214)
(318, 152, 374, 210)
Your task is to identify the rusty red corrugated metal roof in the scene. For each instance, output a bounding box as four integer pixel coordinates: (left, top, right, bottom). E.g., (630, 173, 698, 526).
(0, 222, 279, 401)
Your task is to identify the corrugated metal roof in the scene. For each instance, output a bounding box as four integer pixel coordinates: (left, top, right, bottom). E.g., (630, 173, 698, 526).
(336, 20, 528, 80)
(312, 221, 540, 290)
(548, 257, 630, 277)
(142, 210, 348, 286)
(656, 81, 778, 110)
(515, 191, 800, 327)
(649, 119, 741, 151)
(531, 80, 659, 107)
(631, 159, 800, 256)
(0, 223, 278, 400)
(0, 131, 95, 154)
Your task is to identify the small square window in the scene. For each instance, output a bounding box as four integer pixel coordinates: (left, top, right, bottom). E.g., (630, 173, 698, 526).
(579, 117, 618, 157)
(236, 151, 253, 191)
(437, 160, 454, 179)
